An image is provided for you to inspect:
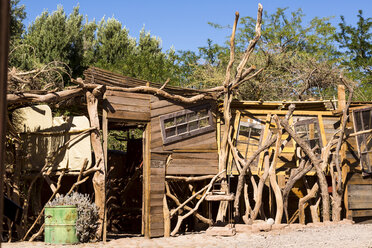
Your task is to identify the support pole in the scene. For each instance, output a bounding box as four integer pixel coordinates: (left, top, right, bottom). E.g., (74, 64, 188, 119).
(0, 0, 10, 246)
(338, 84, 346, 111)
(86, 90, 106, 239)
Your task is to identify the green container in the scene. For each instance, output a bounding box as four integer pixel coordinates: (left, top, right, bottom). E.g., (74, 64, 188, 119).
(44, 205, 79, 244)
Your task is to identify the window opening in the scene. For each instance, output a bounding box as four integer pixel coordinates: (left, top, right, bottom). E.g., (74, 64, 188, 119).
(231, 119, 264, 172)
(294, 118, 322, 155)
(352, 107, 372, 173)
(160, 104, 214, 144)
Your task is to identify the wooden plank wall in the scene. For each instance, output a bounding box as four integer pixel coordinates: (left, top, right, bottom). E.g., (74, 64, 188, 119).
(150, 95, 219, 175)
(348, 184, 372, 210)
(105, 90, 151, 121)
(149, 153, 166, 237)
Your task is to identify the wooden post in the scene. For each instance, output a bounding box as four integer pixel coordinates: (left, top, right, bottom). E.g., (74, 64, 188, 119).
(102, 95, 108, 242)
(142, 123, 151, 238)
(163, 195, 170, 237)
(338, 84, 346, 111)
(86, 90, 106, 239)
(0, 0, 10, 245)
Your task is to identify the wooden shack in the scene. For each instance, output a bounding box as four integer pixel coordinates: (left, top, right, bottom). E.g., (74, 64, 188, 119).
(84, 67, 219, 237)
(83, 67, 372, 238)
(12, 66, 372, 240)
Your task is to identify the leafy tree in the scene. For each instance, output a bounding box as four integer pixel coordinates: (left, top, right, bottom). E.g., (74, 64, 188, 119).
(9, 3, 185, 88)
(335, 10, 372, 99)
(94, 17, 134, 67)
(23, 6, 87, 75)
(237, 8, 337, 59)
(9, 0, 26, 42)
(95, 22, 181, 84)
(131, 28, 179, 83)
(8, 5, 98, 90)
(181, 8, 342, 101)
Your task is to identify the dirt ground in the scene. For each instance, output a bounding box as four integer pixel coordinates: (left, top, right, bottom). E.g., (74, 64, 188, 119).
(3, 222, 372, 248)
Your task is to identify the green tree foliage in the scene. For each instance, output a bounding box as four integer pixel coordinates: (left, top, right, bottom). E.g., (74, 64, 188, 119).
(176, 39, 229, 89)
(335, 10, 372, 99)
(9, 0, 26, 42)
(9, 4, 181, 86)
(133, 29, 178, 83)
(237, 8, 337, 59)
(95, 17, 134, 67)
(182, 8, 341, 101)
(22, 6, 91, 76)
(95, 21, 180, 84)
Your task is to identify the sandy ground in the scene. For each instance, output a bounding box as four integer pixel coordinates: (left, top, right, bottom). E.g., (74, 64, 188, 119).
(3, 222, 372, 248)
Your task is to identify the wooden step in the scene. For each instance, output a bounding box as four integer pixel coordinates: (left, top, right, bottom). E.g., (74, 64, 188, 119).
(205, 193, 235, 202)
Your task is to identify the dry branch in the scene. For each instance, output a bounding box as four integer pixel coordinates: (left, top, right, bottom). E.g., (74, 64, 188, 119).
(299, 183, 319, 224)
(170, 170, 226, 217)
(7, 88, 84, 105)
(170, 170, 225, 236)
(269, 115, 284, 224)
(166, 175, 215, 182)
(279, 104, 330, 221)
(26, 160, 91, 241)
(234, 132, 276, 218)
(165, 182, 212, 225)
(235, 3, 263, 82)
(74, 79, 216, 104)
(331, 77, 354, 221)
(283, 159, 312, 221)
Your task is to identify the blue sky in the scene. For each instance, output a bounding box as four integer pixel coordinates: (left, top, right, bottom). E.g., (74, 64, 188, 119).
(21, 0, 372, 52)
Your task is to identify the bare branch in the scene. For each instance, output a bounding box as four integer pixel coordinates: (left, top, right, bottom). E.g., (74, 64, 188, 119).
(160, 78, 170, 91)
(235, 3, 263, 81)
(224, 11, 240, 87)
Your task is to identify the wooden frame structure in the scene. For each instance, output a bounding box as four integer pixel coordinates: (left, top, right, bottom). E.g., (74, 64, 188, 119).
(86, 67, 372, 236)
(6, 66, 372, 240)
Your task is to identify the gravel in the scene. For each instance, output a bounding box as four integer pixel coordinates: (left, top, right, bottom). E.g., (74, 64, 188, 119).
(3, 223, 372, 248)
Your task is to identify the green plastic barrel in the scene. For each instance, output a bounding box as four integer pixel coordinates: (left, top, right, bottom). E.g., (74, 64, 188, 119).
(44, 205, 79, 244)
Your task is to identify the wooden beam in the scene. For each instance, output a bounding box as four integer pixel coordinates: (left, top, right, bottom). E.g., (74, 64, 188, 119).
(142, 123, 151, 238)
(338, 84, 346, 111)
(0, 0, 10, 242)
(86, 90, 106, 239)
(317, 114, 327, 146)
(217, 115, 221, 155)
(102, 95, 108, 243)
(349, 129, 372, 137)
(239, 109, 336, 116)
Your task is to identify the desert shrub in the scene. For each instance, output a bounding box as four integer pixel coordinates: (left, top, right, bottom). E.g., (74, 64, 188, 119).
(47, 192, 99, 242)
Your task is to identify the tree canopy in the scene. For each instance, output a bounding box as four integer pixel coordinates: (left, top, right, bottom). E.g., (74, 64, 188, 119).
(8, 1, 372, 100)
(335, 10, 372, 99)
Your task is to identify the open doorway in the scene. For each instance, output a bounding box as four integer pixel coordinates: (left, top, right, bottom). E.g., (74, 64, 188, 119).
(105, 123, 145, 235)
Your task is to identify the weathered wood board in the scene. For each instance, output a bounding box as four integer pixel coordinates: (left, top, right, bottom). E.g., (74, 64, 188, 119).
(149, 158, 166, 237)
(348, 184, 372, 210)
(105, 90, 151, 121)
(150, 96, 219, 175)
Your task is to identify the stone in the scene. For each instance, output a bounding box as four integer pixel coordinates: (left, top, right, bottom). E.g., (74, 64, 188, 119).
(340, 219, 354, 225)
(266, 218, 275, 225)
